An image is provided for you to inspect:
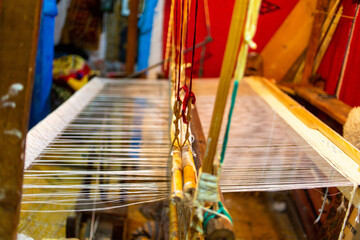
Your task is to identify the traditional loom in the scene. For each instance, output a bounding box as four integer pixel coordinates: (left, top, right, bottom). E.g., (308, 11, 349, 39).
(22, 79, 172, 239)
(16, 0, 360, 239)
(20, 76, 360, 239)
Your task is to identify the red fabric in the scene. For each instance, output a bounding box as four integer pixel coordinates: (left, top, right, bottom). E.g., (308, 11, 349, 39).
(338, 5, 360, 107)
(162, 0, 235, 78)
(253, 0, 298, 52)
(317, 0, 358, 102)
(54, 64, 90, 83)
(162, 0, 298, 77)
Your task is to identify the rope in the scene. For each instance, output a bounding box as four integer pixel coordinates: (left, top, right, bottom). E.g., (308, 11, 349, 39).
(335, 2, 359, 98)
(203, 202, 233, 229)
(171, 99, 182, 148)
(180, 0, 198, 126)
(220, 80, 239, 165)
(338, 183, 357, 240)
(177, 0, 185, 100)
(314, 187, 329, 224)
(189, 0, 199, 94)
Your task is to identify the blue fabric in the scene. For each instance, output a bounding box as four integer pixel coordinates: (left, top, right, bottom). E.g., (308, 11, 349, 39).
(137, 0, 159, 71)
(30, 0, 58, 128)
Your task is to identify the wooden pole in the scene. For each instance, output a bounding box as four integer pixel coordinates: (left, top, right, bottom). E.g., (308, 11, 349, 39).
(125, 0, 140, 74)
(300, 0, 330, 86)
(202, 0, 248, 174)
(190, 105, 234, 240)
(0, 0, 42, 238)
(335, 3, 360, 97)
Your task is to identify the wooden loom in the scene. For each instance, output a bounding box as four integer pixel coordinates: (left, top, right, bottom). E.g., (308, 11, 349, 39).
(19, 76, 360, 239)
(3, 0, 360, 239)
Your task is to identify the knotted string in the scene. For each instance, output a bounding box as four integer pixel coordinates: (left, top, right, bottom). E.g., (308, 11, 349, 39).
(171, 99, 183, 148)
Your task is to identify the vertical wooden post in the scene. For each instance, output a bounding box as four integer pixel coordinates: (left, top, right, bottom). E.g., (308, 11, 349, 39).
(202, 0, 248, 174)
(125, 0, 140, 74)
(300, 0, 330, 86)
(0, 0, 42, 238)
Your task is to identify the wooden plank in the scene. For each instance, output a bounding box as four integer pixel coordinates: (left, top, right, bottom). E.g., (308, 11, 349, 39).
(0, 0, 42, 238)
(125, 0, 140, 74)
(281, 1, 341, 84)
(301, 0, 330, 85)
(294, 86, 352, 126)
(261, 0, 317, 81)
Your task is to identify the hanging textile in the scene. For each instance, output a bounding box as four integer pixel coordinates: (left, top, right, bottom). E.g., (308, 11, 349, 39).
(137, 0, 159, 71)
(60, 0, 103, 50)
(30, 0, 58, 128)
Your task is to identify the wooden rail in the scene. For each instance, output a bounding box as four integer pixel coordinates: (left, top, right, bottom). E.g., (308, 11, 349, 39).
(294, 86, 352, 126)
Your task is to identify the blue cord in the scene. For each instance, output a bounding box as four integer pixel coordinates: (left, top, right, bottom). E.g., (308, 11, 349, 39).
(220, 80, 239, 164)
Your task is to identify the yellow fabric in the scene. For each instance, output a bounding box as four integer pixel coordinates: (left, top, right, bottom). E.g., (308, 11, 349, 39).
(67, 75, 88, 91)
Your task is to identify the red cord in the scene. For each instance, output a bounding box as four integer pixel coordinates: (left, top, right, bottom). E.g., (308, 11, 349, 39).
(181, 0, 198, 123)
(177, 0, 185, 101)
(189, 0, 198, 93)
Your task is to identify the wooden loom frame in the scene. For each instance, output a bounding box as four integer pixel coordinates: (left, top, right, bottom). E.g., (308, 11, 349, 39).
(3, 0, 360, 238)
(249, 76, 360, 205)
(254, 76, 360, 206)
(21, 75, 360, 238)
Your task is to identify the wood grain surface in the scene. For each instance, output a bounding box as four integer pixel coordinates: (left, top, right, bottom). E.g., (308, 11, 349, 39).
(0, 0, 42, 238)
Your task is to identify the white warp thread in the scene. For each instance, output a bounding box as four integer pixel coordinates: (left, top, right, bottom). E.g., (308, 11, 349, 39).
(25, 78, 106, 169)
(22, 79, 172, 213)
(197, 79, 356, 192)
(247, 78, 360, 186)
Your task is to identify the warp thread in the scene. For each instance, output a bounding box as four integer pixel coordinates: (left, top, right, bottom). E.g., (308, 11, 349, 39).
(356, 206, 360, 223)
(314, 187, 329, 224)
(337, 194, 346, 212)
(338, 183, 357, 240)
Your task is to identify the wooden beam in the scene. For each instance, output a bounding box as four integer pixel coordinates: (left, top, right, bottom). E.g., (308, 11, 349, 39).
(300, 0, 330, 85)
(0, 0, 42, 238)
(202, 0, 248, 174)
(294, 86, 352, 126)
(125, 0, 140, 74)
(261, 0, 317, 81)
(191, 104, 234, 240)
